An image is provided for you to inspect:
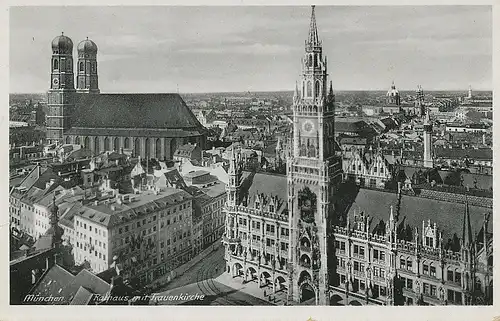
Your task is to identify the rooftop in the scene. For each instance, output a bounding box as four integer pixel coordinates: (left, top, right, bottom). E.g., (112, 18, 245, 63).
(76, 188, 193, 228)
(70, 93, 204, 131)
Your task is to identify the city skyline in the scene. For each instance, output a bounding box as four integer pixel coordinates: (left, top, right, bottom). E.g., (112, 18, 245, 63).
(10, 6, 492, 93)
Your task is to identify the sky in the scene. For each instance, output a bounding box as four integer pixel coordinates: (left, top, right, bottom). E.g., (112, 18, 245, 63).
(9, 6, 492, 93)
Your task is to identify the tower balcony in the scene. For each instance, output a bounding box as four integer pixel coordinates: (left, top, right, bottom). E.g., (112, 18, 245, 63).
(222, 235, 241, 245)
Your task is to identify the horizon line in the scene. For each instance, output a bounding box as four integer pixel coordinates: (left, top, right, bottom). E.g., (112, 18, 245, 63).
(10, 88, 493, 95)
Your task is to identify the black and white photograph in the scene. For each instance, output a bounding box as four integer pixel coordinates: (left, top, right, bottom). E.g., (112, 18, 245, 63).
(7, 4, 494, 309)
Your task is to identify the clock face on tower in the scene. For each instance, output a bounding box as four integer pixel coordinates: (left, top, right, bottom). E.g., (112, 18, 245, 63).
(302, 120, 314, 134)
(52, 78, 59, 86)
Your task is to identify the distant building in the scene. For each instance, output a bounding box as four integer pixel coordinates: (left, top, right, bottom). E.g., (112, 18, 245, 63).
(173, 143, 202, 165)
(382, 82, 402, 114)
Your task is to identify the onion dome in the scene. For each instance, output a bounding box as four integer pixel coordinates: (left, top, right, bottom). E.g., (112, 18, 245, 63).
(52, 32, 73, 54)
(386, 81, 399, 97)
(77, 37, 98, 54)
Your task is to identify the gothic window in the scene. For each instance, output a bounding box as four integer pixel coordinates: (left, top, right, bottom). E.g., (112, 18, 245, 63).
(124, 137, 130, 149)
(314, 80, 321, 96)
(79, 61, 84, 72)
(104, 137, 110, 151)
(94, 137, 100, 153)
(308, 54, 312, 67)
(307, 81, 312, 97)
(313, 54, 318, 67)
(53, 59, 59, 70)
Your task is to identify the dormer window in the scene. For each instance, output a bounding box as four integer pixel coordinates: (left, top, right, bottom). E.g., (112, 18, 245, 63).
(269, 204, 275, 213)
(255, 201, 260, 209)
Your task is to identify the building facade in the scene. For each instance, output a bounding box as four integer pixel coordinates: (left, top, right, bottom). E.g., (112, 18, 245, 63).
(221, 6, 492, 306)
(72, 188, 194, 286)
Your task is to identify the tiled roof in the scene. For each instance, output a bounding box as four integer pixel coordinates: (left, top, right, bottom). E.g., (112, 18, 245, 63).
(340, 137, 367, 145)
(175, 143, 198, 157)
(69, 286, 93, 305)
(435, 147, 492, 160)
(70, 93, 204, 130)
(65, 127, 204, 138)
(30, 264, 76, 305)
(77, 188, 193, 228)
(239, 171, 287, 215)
(346, 188, 491, 240)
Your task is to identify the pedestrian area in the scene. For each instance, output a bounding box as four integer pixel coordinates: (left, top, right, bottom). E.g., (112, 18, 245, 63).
(215, 272, 288, 305)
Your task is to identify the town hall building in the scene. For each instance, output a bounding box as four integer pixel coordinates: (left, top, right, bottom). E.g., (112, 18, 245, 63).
(222, 6, 492, 306)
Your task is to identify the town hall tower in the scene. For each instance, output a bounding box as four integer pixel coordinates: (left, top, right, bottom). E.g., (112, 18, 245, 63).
(286, 5, 343, 305)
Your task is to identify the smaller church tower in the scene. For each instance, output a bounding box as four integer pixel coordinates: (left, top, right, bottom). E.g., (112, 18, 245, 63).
(47, 32, 76, 144)
(423, 108, 433, 168)
(386, 81, 401, 106)
(76, 37, 100, 93)
(415, 85, 425, 116)
(467, 85, 473, 99)
(48, 192, 64, 250)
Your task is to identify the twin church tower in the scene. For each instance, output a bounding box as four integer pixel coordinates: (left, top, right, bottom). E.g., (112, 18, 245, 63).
(47, 34, 100, 144)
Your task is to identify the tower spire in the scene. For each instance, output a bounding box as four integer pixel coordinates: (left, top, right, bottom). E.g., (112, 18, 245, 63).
(307, 5, 320, 47)
(462, 198, 473, 248)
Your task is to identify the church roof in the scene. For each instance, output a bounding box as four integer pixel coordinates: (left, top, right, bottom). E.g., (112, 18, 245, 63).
(69, 93, 205, 131)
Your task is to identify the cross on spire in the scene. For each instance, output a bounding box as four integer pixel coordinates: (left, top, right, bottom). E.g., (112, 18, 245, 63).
(307, 5, 320, 47)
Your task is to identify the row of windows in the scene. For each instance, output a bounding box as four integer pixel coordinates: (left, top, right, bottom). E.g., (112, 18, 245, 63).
(335, 274, 388, 298)
(75, 220, 107, 237)
(75, 241, 106, 261)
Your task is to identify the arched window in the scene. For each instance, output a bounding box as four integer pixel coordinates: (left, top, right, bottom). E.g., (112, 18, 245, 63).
(307, 81, 312, 97)
(53, 59, 59, 70)
(79, 61, 84, 72)
(315, 81, 321, 97)
(124, 137, 130, 149)
(313, 54, 318, 67)
(94, 137, 100, 153)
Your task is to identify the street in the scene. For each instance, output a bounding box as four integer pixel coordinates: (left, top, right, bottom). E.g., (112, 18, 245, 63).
(152, 244, 272, 305)
(155, 244, 226, 293)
